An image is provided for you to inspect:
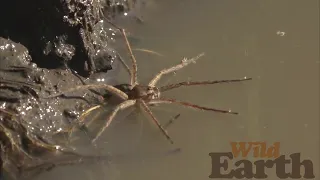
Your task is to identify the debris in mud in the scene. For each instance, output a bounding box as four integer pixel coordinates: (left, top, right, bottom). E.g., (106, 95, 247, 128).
(0, 0, 146, 179)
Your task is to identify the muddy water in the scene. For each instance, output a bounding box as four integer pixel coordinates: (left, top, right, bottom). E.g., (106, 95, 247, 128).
(36, 0, 319, 180)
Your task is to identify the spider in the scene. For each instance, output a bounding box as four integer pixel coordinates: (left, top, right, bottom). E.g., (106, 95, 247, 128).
(47, 22, 252, 145)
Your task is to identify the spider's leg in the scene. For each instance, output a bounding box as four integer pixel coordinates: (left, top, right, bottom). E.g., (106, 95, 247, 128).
(97, 7, 134, 81)
(148, 53, 205, 87)
(103, 19, 138, 86)
(139, 100, 174, 144)
(44, 84, 128, 101)
(92, 100, 136, 143)
(115, 52, 133, 77)
(120, 29, 138, 86)
(149, 98, 238, 115)
(160, 78, 252, 92)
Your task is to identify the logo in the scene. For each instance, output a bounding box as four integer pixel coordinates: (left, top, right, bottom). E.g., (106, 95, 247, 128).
(209, 142, 315, 179)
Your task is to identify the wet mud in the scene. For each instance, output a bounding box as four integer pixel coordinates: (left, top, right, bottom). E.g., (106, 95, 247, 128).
(0, 0, 145, 179)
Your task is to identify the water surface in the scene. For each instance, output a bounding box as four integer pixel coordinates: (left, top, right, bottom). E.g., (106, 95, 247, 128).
(37, 0, 319, 180)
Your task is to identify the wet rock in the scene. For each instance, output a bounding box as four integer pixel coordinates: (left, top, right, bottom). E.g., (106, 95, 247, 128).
(43, 35, 76, 65)
(0, 38, 105, 136)
(0, 38, 32, 67)
(0, 0, 128, 77)
(0, 0, 145, 179)
(0, 37, 112, 180)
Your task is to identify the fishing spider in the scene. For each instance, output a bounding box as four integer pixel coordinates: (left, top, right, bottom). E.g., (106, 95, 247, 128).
(48, 23, 252, 144)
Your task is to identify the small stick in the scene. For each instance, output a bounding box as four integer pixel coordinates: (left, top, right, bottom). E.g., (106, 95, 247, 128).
(132, 48, 165, 57)
(163, 113, 181, 129)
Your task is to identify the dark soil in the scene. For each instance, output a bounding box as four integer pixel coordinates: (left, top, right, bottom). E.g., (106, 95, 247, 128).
(0, 0, 144, 179)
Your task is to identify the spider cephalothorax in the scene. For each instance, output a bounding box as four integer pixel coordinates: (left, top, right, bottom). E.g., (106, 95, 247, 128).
(113, 84, 160, 101)
(127, 85, 160, 101)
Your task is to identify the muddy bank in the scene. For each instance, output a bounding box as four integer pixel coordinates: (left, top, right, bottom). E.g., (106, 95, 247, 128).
(0, 0, 145, 179)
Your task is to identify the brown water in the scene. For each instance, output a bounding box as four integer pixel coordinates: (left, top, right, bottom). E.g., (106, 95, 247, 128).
(36, 0, 319, 180)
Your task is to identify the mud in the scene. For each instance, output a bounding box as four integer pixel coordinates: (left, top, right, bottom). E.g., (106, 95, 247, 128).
(0, 0, 145, 179)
